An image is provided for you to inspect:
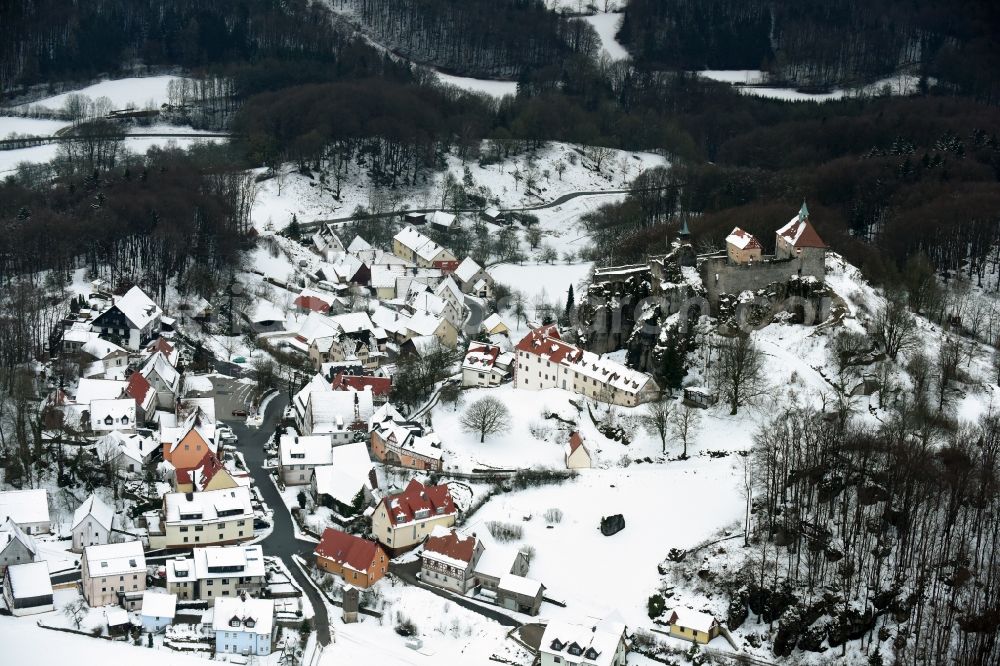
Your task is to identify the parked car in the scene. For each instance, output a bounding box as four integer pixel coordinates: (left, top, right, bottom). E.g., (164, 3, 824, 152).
(232, 408, 248, 417)
(253, 518, 270, 530)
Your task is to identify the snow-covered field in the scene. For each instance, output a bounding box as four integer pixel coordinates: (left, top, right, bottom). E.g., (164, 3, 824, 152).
(489, 261, 593, 308)
(11, 76, 187, 111)
(583, 12, 629, 60)
(698, 70, 926, 102)
(0, 116, 71, 137)
(435, 72, 517, 98)
(0, 134, 224, 174)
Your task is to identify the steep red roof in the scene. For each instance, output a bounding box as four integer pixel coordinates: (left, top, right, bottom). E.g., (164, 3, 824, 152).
(434, 260, 460, 273)
(174, 450, 225, 488)
(331, 373, 392, 397)
(314, 528, 382, 572)
(568, 431, 585, 454)
(726, 227, 762, 251)
(423, 529, 478, 564)
(776, 217, 826, 249)
(514, 325, 582, 364)
(381, 479, 456, 527)
(125, 372, 154, 405)
(148, 337, 174, 356)
(294, 294, 331, 313)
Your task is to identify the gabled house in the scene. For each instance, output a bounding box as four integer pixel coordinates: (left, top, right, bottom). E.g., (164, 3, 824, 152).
(314, 528, 388, 588)
(371, 480, 457, 553)
(0, 517, 37, 574)
(462, 342, 512, 387)
(666, 608, 721, 644)
(392, 226, 457, 268)
(152, 486, 254, 549)
(80, 336, 130, 379)
(310, 442, 378, 517)
(433, 276, 467, 329)
(0, 489, 50, 535)
(279, 431, 334, 486)
(331, 372, 392, 404)
(91, 286, 162, 350)
(294, 288, 336, 314)
(514, 325, 660, 407)
(166, 545, 266, 601)
(89, 397, 137, 433)
(211, 596, 275, 656)
(482, 313, 510, 337)
(565, 431, 592, 469)
(540, 614, 629, 666)
(725, 227, 762, 265)
(301, 387, 375, 438)
(3, 562, 54, 616)
(72, 494, 115, 552)
(174, 450, 242, 494)
(312, 223, 346, 261)
(145, 337, 179, 366)
(81, 540, 146, 609)
(125, 371, 157, 423)
(102, 429, 158, 475)
(420, 526, 484, 594)
(453, 257, 494, 299)
(161, 410, 218, 470)
(141, 591, 177, 632)
(427, 210, 456, 231)
(141, 351, 181, 409)
(369, 419, 444, 472)
(774, 201, 827, 279)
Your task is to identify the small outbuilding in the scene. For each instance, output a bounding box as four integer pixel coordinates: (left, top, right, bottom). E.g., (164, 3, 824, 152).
(2, 561, 54, 616)
(141, 590, 177, 632)
(683, 387, 717, 409)
(564, 432, 591, 470)
(496, 573, 545, 616)
(666, 607, 721, 644)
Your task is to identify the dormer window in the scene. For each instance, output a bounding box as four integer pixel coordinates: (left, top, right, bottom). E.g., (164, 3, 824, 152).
(104, 416, 114, 425)
(229, 616, 241, 628)
(244, 618, 256, 628)
(550, 639, 564, 651)
(585, 648, 600, 659)
(567, 642, 583, 656)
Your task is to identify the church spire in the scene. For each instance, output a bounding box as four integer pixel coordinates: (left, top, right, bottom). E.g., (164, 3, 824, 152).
(799, 200, 809, 221)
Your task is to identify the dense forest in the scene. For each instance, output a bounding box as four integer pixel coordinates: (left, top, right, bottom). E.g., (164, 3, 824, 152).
(619, 0, 1000, 98)
(344, 0, 599, 78)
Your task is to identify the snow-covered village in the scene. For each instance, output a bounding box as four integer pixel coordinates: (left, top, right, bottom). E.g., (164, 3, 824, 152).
(2, 3, 1000, 666)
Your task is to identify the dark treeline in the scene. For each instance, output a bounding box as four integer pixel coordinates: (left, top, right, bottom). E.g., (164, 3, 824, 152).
(734, 408, 1000, 664)
(0, 0, 367, 99)
(583, 95, 1000, 299)
(346, 0, 598, 78)
(619, 0, 1000, 98)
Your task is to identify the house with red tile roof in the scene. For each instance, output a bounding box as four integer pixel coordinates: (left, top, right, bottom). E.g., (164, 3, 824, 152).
(331, 373, 391, 404)
(174, 450, 242, 494)
(725, 227, 763, 265)
(314, 528, 388, 588)
(370, 479, 457, 553)
(565, 431, 591, 469)
(294, 288, 335, 314)
(419, 526, 484, 594)
(513, 325, 659, 407)
(461, 342, 513, 387)
(125, 371, 156, 423)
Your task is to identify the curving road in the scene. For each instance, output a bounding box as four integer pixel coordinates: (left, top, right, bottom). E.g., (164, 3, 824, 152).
(221, 392, 335, 646)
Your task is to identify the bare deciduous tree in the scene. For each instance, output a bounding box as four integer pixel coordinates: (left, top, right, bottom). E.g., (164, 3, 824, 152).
(640, 398, 671, 454)
(460, 396, 510, 443)
(669, 403, 701, 459)
(871, 295, 917, 361)
(712, 334, 766, 415)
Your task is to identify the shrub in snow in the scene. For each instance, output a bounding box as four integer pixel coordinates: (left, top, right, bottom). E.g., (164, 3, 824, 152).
(486, 520, 523, 542)
(646, 593, 665, 620)
(394, 614, 417, 637)
(543, 508, 563, 524)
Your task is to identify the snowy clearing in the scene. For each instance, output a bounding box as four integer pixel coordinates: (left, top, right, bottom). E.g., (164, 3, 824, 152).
(435, 72, 517, 98)
(583, 12, 629, 60)
(0, 116, 71, 137)
(11, 76, 188, 111)
(489, 261, 593, 307)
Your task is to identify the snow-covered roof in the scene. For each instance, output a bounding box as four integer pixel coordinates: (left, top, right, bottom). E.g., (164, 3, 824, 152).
(482, 313, 508, 332)
(279, 432, 334, 467)
(515, 327, 656, 395)
(142, 591, 177, 619)
(105, 607, 129, 626)
(406, 311, 445, 337)
(453, 257, 483, 284)
(669, 607, 718, 633)
(463, 342, 502, 372)
(74, 378, 127, 404)
(114, 286, 162, 330)
(166, 545, 265, 583)
(84, 540, 145, 577)
(474, 544, 520, 580)
(725, 227, 761, 251)
(163, 486, 253, 525)
(776, 211, 826, 249)
(81, 336, 126, 360)
(112, 430, 158, 464)
(89, 398, 136, 431)
(6, 561, 52, 599)
(427, 210, 456, 228)
(249, 299, 286, 324)
(295, 311, 343, 345)
(211, 597, 274, 636)
(0, 489, 49, 526)
(72, 494, 114, 532)
(329, 311, 375, 335)
(0, 517, 37, 556)
(314, 528, 382, 573)
(498, 572, 543, 597)
(308, 389, 374, 433)
(367, 402, 405, 431)
(422, 526, 478, 568)
(311, 442, 375, 506)
(435, 275, 464, 304)
(347, 235, 372, 254)
(380, 479, 455, 527)
(141, 351, 180, 391)
(540, 613, 627, 666)
(393, 226, 432, 253)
